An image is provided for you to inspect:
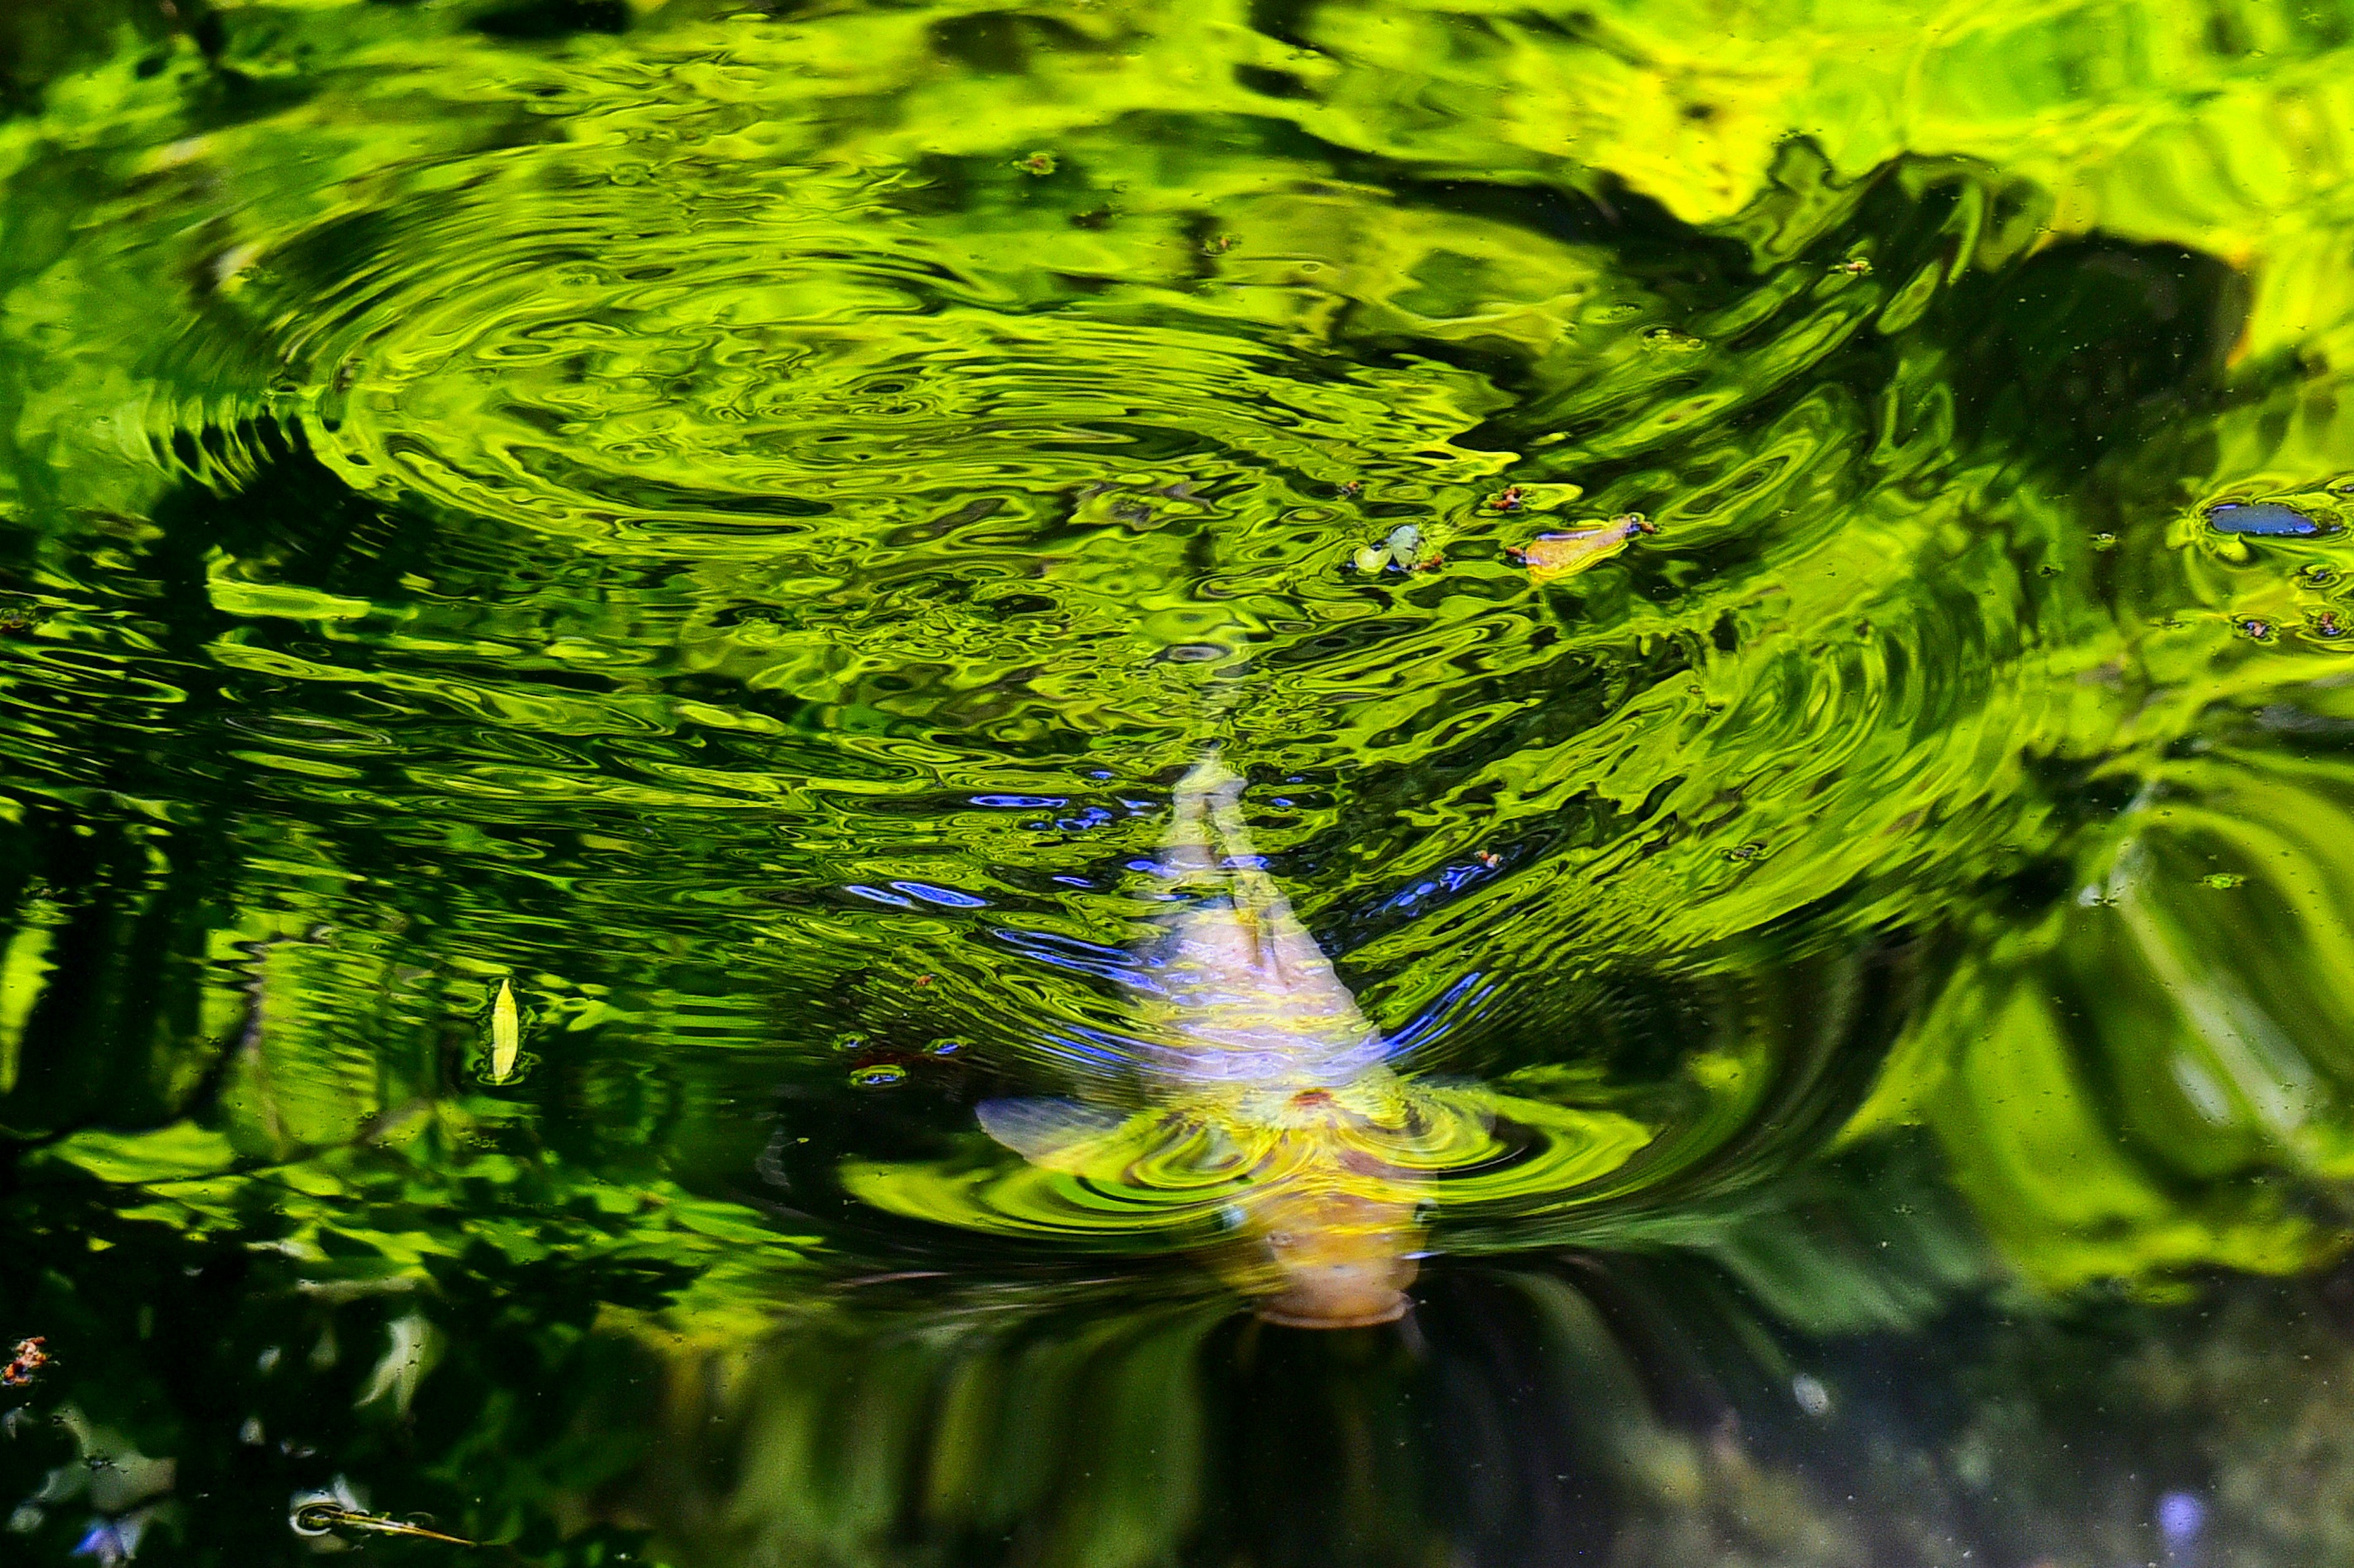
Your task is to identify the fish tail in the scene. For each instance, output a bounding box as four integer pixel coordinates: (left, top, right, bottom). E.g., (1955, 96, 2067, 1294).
(1161, 750, 1245, 887)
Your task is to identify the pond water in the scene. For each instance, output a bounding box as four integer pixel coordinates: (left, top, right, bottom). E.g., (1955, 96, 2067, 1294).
(6, 1, 2354, 1563)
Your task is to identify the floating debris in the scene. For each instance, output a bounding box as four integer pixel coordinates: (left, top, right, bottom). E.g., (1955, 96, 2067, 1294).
(1489, 485, 1527, 512)
(2236, 617, 2276, 641)
(2, 1337, 48, 1388)
(2207, 501, 2325, 536)
(1201, 233, 1238, 256)
(849, 1062, 907, 1089)
(1476, 851, 1501, 869)
(1337, 478, 1362, 500)
(1828, 256, 1873, 276)
(293, 1500, 476, 1547)
(2199, 873, 2246, 889)
(1353, 522, 1438, 574)
(1508, 514, 1656, 583)
(1013, 150, 1057, 177)
(489, 979, 520, 1083)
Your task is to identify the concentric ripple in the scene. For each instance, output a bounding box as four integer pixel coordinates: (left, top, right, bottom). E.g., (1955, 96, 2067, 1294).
(9, 0, 2354, 1341)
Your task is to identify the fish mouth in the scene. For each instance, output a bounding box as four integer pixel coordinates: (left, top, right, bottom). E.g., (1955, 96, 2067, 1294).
(1253, 1292, 1412, 1330)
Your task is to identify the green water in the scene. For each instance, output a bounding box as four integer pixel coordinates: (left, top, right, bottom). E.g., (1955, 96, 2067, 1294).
(7, 0, 2354, 1562)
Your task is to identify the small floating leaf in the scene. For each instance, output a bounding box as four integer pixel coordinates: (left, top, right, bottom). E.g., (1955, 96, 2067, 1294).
(490, 978, 520, 1083)
(1354, 523, 1436, 574)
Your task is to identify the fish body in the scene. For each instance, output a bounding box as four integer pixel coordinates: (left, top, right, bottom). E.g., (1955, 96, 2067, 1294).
(843, 761, 1659, 1324)
(1512, 513, 1655, 582)
(981, 757, 1426, 1327)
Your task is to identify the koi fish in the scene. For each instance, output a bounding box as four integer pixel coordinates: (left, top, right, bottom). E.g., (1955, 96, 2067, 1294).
(973, 757, 1430, 1327)
(842, 759, 1655, 1326)
(1509, 513, 1655, 582)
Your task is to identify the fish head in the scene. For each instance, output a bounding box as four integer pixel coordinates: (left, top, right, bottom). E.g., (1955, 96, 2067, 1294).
(1246, 1182, 1422, 1328)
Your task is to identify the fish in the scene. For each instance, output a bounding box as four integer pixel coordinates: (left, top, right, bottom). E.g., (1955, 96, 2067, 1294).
(840, 758, 1657, 1326)
(1509, 513, 1655, 582)
(974, 756, 1430, 1328)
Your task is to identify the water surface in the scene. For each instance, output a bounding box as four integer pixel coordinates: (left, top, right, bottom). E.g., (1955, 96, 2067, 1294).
(6, 1, 2354, 1563)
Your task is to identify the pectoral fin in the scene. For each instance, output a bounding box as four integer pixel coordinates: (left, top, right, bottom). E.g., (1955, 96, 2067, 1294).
(975, 1097, 1132, 1171)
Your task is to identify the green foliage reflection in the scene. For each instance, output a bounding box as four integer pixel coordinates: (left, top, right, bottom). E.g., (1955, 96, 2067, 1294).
(3, 0, 2354, 1560)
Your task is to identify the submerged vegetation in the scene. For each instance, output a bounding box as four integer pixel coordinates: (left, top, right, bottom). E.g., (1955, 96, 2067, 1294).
(6, 0, 2354, 1562)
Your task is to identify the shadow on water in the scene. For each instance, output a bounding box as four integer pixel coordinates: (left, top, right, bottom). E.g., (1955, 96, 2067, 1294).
(600, 1237, 2354, 1568)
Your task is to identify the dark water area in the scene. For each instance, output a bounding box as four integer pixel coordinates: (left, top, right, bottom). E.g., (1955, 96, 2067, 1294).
(7, 1, 2354, 1564)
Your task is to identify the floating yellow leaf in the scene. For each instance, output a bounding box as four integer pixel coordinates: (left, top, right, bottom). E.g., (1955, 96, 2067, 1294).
(490, 979, 520, 1083)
